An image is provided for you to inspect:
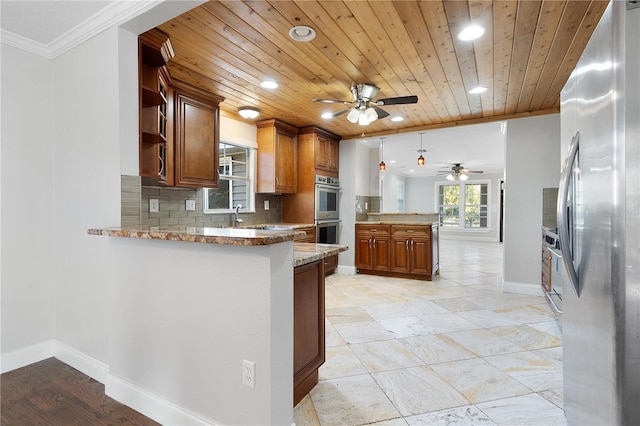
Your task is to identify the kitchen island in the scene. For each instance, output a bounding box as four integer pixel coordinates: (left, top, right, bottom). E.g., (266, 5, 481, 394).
(355, 213, 440, 281)
(88, 225, 346, 425)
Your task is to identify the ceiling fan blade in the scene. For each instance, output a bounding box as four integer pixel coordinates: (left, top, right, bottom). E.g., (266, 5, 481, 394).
(372, 106, 390, 119)
(375, 95, 418, 106)
(464, 170, 484, 174)
(312, 98, 353, 105)
(331, 108, 353, 118)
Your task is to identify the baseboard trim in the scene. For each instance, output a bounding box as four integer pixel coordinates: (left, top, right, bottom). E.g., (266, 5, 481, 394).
(336, 265, 356, 275)
(54, 341, 109, 384)
(106, 373, 218, 426)
(503, 280, 543, 296)
(0, 340, 55, 374)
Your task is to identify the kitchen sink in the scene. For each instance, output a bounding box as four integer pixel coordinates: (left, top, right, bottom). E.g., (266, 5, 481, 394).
(264, 226, 294, 231)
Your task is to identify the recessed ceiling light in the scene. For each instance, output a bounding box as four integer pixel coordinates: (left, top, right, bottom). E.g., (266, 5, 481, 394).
(469, 86, 487, 94)
(391, 116, 404, 122)
(260, 80, 278, 89)
(457, 24, 485, 41)
(289, 25, 316, 42)
(238, 106, 260, 119)
(389, 160, 397, 164)
(408, 169, 415, 173)
(321, 112, 333, 119)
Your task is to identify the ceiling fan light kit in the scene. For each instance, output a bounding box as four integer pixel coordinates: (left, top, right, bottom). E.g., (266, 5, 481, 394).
(313, 83, 418, 126)
(440, 163, 483, 181)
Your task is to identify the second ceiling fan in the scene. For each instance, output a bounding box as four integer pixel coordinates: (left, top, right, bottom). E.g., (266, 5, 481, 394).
(313, 83, 418, 125)
(438, 163, 484, 181)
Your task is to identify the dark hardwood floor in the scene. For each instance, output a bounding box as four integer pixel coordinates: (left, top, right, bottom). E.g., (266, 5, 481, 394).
(1, 357, 159, 425)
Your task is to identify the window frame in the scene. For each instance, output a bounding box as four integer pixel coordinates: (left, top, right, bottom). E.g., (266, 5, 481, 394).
(436, 180, 491, 230)
(203, 141, 256, 214)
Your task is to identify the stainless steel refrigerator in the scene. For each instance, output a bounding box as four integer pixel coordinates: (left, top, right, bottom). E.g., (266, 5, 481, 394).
(559, 1, 639, 424)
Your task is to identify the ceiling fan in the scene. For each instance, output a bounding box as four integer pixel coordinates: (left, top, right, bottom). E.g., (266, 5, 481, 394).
(313, 83, 418, 126)
(437, 163, 484, 181)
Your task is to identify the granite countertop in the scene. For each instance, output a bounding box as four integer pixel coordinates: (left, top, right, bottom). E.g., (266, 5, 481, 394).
(294, 243, 348, 267)
(243, 223, 315, 230)
(88, 225, 306, 246)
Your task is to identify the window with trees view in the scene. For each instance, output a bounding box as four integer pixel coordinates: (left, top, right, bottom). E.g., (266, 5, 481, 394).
(438, 182, 489, 228)
(204, 142, 254, 212)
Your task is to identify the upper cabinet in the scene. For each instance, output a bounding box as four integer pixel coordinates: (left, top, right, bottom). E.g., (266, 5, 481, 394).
(138, 30, 224, 188)
(298, 126, 341, 177)
(256, 119, 298, 194)
(139, 29, 174, 185)
(172, 80, 224, 188)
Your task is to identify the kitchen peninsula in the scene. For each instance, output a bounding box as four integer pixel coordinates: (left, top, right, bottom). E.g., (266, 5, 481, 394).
(88, 225, 346, 425)
(355, 213, 440, 281)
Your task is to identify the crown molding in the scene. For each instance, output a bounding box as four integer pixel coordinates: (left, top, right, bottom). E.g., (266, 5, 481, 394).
(1, 0, 164, 59)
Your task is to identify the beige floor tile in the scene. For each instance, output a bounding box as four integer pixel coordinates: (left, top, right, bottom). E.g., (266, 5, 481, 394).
(325, 321, 347, 347)
(405, 405, 497, 426)
(489, 324, 562, 350)
(444, 328, 524, 357)
(476, 393, 567, 425)
(373, 366, 469, 416)
(310, 374, 401, 425)
(430, 358, 532, 404)
(350, 340, 423, 373)
(400, 334, 476, 365)
(293, 394, 320, 426)
(484, 351, 563, 392)
(319, 345, 369, 380)
(334, 320, 396, 344)
(377, 316, 437, 338)
(326, 306, 373, 324)
(419, 313, 482, 333)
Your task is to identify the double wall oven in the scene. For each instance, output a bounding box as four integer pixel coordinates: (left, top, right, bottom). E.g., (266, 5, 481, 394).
(314, 175, 340, 244)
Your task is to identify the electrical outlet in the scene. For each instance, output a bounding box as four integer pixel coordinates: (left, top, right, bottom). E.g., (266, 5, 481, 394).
(264, 200, 269, 210)
(243, 359, 255, 388)
(185, 199, 196, 211)
(149, 198, 159, 213)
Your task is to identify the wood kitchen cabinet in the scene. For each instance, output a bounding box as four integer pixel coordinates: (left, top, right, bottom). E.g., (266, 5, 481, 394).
(256, 119, 298, 194)
(172, 80, 223, 188)
(355, 224, 391, 271)
(356, 223, 439, 281)
(391, 226, 432, 275)
(138, 29, 174, 185)
(296, 226, 317, 243)
(294, 260, 325, 405)
(298, 126, 341, 177)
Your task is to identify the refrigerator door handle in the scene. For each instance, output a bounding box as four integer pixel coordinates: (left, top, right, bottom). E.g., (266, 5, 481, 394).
(558, 131, 580, 296)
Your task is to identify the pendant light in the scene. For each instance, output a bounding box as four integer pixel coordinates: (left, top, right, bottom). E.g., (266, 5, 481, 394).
(379, 137, 386, 171)
(417, 132, 426, 166)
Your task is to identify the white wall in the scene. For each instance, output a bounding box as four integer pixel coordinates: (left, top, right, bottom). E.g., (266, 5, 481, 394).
(380, 171, 405, 213)
(503, 114, 561, 293)
(1, 45, 56, 361)
(406, 173, 503, 242)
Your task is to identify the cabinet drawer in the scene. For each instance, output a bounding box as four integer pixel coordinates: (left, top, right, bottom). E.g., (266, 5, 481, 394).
(355, 224, 390, 236)
(391, 225, 430, 238)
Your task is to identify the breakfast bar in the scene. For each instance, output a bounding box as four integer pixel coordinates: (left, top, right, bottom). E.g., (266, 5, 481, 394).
(88, 225, 346, 425)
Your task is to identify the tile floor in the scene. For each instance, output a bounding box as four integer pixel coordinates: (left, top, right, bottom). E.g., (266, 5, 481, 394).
(293, 239, 565, 426)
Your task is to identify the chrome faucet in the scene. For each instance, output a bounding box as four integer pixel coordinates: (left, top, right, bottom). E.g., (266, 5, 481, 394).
(234, 204, 244, 227)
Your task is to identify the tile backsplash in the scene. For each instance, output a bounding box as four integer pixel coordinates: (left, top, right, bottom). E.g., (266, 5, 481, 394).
(121, 175, 283, 227)
(355, 195, 381, 222)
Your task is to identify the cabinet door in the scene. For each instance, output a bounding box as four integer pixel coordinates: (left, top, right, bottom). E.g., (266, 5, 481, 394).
(327, 138, 339, 173)
(355, 236, 373, 270)
(390, 239, 411, 273)
(314, 135, 330, 171)
(410, 238, 431, 274)
(275, 129, 296, 193)
(293, 260, 325, 405)
(373, 237, 391, 271)
(174, 91, 219, 188)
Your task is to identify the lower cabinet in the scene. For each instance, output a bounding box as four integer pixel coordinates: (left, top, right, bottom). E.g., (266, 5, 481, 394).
(293, 260, 325, 405)
(355, 225, 391, 271)
(356, 223, 439, 281)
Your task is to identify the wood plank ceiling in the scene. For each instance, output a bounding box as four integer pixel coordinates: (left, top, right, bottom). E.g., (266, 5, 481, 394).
(157, 0, 608, 140)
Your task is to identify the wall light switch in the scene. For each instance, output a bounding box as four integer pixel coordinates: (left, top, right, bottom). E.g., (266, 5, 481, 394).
(149, 198, 159, 213)
(264, 200, 269, 210)
(186, 199, 196, 211)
